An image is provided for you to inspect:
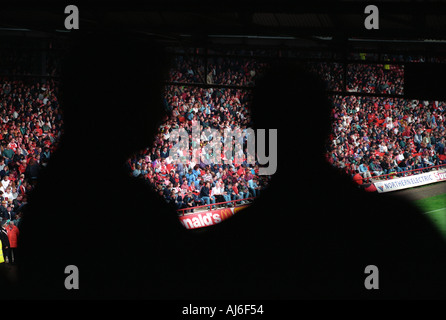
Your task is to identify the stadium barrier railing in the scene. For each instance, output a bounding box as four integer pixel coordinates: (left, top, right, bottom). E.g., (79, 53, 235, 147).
(365, 163, 446, 182)
(177, 197, 255, 216)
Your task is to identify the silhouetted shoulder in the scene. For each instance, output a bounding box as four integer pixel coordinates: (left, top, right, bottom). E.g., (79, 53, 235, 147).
(16, 34, 184, 299)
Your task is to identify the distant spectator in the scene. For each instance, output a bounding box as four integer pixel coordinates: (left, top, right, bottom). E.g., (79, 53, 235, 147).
(5, 220, 18, 264)
(182, 191, 195, 213)
(0, 220, 9, 263)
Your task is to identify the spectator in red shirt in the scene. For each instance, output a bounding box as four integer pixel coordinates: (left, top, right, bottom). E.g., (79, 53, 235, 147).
(5, 220, 18, 264)
(352, 171, 363, 185)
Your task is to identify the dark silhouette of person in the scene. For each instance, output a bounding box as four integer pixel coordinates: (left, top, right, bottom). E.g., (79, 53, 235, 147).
(4, 34, 446, 300)
(205, 63, 446, 299)
(13, 33, 190, 299)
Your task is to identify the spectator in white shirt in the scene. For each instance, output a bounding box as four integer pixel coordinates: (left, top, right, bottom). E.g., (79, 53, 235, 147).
(202, 169, 212, 182)
(1, 176, 10, 190)
(2, 186, 13, 201)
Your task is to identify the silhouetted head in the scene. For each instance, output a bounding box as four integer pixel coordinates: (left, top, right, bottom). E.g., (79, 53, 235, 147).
(59, 33, 169, 163)
(250, 62, 332, 180)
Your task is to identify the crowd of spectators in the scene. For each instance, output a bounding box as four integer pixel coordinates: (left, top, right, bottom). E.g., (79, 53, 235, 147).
(169, 55, 269, 87)
(169, 55, 206, 84)
(346, 64, 404, 95)
(207, 57, 268, 87)
(2, 49, 441, 221)
(348, 53, 429, 63)
(0, 78, 62, 263)
(327, 95, 446, 182)
(0, 45, 444, 256)
(170, 54, 410, 96)
(165, 53, 445, 203)
(128, 84, 269, 212)
(306, 62, 344, 92)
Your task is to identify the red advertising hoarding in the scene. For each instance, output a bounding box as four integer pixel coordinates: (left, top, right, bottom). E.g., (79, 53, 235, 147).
(179, 205, 249, 229)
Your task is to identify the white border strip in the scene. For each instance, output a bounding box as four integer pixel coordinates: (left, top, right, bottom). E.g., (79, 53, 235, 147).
(426, 208, 446, 214)
(373, 169, 446, 193)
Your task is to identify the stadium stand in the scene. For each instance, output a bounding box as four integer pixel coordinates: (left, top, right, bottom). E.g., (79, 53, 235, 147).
(127, 84, 269, 211)
(306, 62, 344, 92)
(0, 44, 443, 217)
(137, 54, 442, 211)
(328, 95, 446, 183)
(346, 64, 404, 95)
(0, 78, 62, 224)
(2, 3, 446, 302)
(161, 53, 445, 200)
